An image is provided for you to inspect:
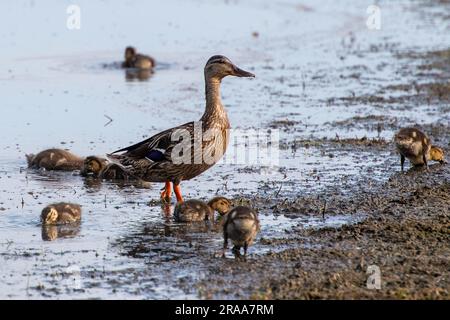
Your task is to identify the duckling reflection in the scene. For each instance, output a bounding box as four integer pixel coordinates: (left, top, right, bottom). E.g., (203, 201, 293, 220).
(41, 223, 81, 241)
(125, 68, 153, 81)
(26, 148, 84, 171)
(394, 127, 446, 171)
(222, 206, 260, 258)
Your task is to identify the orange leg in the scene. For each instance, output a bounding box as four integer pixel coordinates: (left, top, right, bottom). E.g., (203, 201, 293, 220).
(174, 184, 184, 203)
(160, 181, 172, 203)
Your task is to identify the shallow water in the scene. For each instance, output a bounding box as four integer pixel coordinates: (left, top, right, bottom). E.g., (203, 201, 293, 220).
(0, 0, 448, 299)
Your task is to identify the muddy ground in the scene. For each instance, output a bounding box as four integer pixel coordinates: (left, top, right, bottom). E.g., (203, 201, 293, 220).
(195, 162, 450, 299)
(194, 35, 450, 300)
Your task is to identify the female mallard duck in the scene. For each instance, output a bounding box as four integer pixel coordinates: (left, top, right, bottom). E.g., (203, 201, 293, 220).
(109, 55, 254, 203)
(222, 206, 260, 257)
(122, 46, 155, 69)
(41, 203, 81, 225)
(26, 148, 84, 171)
(174, 196, 231, 222)
(394, 127, 446, 171)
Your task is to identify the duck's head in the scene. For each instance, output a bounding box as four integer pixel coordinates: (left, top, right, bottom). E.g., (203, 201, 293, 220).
(125, 46, 136, 61)
(208, 196, 232, 215)
(81, 156, 107, 176)
(204, 55, 255, 80)
(430, 146, 446, 164)
(41, 206, 58, 225)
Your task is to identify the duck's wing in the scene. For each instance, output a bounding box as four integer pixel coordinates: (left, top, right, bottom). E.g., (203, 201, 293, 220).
(110, 121, 194, 161)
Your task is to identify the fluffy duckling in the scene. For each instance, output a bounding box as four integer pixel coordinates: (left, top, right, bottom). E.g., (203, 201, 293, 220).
(81, 156, 150, 188)
(222, 206, 260, 257)
(81, 155, 133, 179)
(26, 148, 84, 171)
(174, 197, 232, 222)
(81, 156, 109, 177)
(394, 128, 446, 171)
(122, 46, 155, 70)
(41, 203, 81, 225)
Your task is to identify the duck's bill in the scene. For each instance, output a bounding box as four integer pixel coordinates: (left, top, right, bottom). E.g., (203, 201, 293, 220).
(440, 159, 448, 164)
(233, 66, 255, 77)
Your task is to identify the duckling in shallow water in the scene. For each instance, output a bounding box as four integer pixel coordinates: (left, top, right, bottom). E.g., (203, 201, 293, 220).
(174, 197, 232, 222)
(122, 46, 155, 69)
(394, 128, 446, 171)
(41, 203, 81, 225)
(222, 206, 260, 258)
(26, 149, 84, 171)
(80, 156, 109, 177)
(82, 156, 131, 179)
(81, 156, 151, 188)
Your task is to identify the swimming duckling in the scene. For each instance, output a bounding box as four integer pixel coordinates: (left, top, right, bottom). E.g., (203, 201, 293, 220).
(122, 46, 155, 69)
(174, 197, 232, 222)
(26, 148, 84, 171)
(394, 128, 446, 171)
(222, 206, 260, 258)
(41, 203, 81, 225)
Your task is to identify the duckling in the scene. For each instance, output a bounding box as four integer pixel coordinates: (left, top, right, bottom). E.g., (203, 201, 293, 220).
(80, 156, 109, 177)
(222, 206, 260, 258)
(82, 156, 132, 179)
(41, 203, 81, 225)
(81, 156, 151, 188)
(122, 46, 155, 69)
(174, 196, 232, 222)
(26, 148, 84, 171)
(394, 128, 446, 171)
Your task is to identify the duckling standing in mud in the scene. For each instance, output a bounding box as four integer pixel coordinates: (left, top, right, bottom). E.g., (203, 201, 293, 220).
(26, 148, 84, 171)
(394, 128, 446, 171)
(41, 203, 81, 225)
(122, 46, 155, 69)
(222, 206, 260, 258)
(174, 197, 231, 222)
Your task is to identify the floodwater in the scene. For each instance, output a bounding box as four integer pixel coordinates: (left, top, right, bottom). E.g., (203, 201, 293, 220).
(1, 0, 449, 299)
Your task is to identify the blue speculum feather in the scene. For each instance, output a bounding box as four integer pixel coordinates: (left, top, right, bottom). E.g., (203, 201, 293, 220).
(146, 149, 165, 161)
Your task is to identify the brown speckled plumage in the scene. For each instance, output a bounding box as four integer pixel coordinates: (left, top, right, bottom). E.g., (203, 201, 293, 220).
(41, 202, 82, 225)
(26, 149, 84, 171)
(394, 127, 446, 171)
(108, 56, 254, 200)
(122, 46, 155, 69)
(174, 196, 231, 222)
(222, 206, 260, 257)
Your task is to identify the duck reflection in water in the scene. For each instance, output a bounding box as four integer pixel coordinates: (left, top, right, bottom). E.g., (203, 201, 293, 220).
(125, 68, 153, 81)
(41, 223, 81, 241)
